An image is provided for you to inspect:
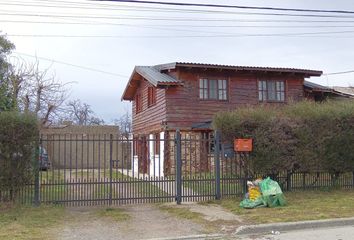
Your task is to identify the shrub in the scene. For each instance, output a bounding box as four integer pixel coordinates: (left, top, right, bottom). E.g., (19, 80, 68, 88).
(0, 111, 38, 201)
(213, 100, 354, 174)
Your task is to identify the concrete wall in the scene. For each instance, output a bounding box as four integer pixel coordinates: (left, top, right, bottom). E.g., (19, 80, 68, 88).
(40, 125, 132, 170)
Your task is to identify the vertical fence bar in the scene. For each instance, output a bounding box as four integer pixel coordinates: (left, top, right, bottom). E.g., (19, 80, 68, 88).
(287, 170, 292, 192)
(109, 134, 113, 205)
(175, 130, 182, 204)
(34, 137, 41, 206)
(214, 130, 221, 200)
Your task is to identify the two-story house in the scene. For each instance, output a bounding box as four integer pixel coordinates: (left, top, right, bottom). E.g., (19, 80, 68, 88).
(122, 62, 322, 176)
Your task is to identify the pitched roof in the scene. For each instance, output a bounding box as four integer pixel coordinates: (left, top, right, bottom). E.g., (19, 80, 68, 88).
(122, 62, 322, 101)
(121, 66, 182, 100)
(304, 81, 354, 98)
(135, 66, 181, 86)
(156, 62, 323, 77)
(333, 87, 354, 97)
(304, 80, 332, 92)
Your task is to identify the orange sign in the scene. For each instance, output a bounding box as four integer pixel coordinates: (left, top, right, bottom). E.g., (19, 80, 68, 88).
(234, 139, 253, 152)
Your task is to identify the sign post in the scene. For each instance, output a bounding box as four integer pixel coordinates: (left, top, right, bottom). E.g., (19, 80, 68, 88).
(234, 138, 253, 152)
(234, 138, 253, 194)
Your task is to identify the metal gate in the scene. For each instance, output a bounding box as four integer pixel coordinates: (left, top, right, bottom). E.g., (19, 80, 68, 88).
(18, 130, 248, 206)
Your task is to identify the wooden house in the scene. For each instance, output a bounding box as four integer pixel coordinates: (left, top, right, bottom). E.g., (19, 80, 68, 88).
(122, 62, 322, 176)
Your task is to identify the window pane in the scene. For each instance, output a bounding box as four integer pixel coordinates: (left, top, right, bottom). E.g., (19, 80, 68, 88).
(276, 81, 284, 91)
(199, 79, 208, 99)
(218, 80, 227, 100)
(199, 89, 204, 99)
(267, 81, 276, 101)
(219, 90, 227, 100)
(258, 81, 264, 91)
(218, 80, 226, 90)
(199, 79, 203, 88)
(209, 80, 217, 99)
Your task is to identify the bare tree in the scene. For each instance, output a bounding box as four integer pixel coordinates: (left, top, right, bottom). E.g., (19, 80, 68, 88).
(114, 110, 132, 139)
(65, 99, 104, 125)
(8, 57, 71, 126)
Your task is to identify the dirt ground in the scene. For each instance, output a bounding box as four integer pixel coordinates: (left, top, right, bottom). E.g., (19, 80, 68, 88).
(50, 203, 242, 240)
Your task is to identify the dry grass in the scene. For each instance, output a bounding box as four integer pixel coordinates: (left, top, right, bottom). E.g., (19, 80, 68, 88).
(0, 205, 132, 240)
(159, 204, 205, 222)
(0, 205, 65, 240)
(95, 207, 131, 222)
(218, 190, 354, 224)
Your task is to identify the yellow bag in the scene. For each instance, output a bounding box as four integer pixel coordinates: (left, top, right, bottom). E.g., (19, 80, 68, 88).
(249, 186, 261, 201)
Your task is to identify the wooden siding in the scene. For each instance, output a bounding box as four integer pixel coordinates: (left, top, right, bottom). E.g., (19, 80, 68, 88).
(164, 68, 305, 130)
(132, 79, 167, 134)
(131, 68, 307, 133)
(286, 78, 304, 102)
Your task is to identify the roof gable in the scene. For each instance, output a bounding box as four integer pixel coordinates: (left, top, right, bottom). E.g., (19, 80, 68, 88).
(121, 66, 182, 101)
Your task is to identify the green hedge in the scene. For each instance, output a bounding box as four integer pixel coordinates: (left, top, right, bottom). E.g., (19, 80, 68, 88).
(0, 112, 38, 201)
(213, 101, 354, 174)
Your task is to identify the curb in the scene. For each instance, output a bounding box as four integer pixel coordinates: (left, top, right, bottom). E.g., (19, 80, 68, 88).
(146, 234, 224, 240)
(235, 217, 354, 236)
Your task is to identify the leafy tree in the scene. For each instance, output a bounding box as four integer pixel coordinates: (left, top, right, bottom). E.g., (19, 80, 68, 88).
(0, 35, 15, 111)
(0, 111, 38, 202)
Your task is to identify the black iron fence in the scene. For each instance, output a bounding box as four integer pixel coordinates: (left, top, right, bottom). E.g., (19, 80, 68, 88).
(1, 130, 354, 206)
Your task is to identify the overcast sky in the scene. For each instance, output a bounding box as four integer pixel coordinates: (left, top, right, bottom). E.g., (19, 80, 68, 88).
(1, 0, 354, 122)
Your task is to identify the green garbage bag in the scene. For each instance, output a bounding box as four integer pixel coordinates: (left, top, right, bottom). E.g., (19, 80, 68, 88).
(239, 197, 266, 209)
(259, 177, 283, 196)
(259, 177, 287, 207)
(262, 194, 287, 207)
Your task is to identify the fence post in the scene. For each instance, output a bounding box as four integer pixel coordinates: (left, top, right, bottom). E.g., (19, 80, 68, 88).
(175, 130, 182, 204)
(352, 172, 354, 189)
(287, 170, 292, 192)
(34, 136, 41, 207)
(109, 134, 113, 206)
(214, 130, 221, 200)
(302, 172, 306, 190)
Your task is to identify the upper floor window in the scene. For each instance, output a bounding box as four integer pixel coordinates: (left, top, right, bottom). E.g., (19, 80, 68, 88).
(147, 87, 156, 107)
(135, 93, 142, 113)
(258, 80, 285, 102)
(199, 79, 228, 100)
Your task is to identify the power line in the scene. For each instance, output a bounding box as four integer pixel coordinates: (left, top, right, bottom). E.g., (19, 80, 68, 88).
(6, 30, 354, 38)
(4, 12, 354, 23)
(3, 19, 354, 29)
(14, 52, 128, 78)
(4, 7, 354, 23)
(92, 0, 354, 15)
(3, 8, 354, 20)
(3, 2, 354, 19)
(325, 70, 354, 75)
(2, 0, 354, 18)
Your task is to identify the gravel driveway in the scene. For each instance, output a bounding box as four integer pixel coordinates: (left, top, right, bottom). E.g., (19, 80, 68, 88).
(54, 204, 206, 240)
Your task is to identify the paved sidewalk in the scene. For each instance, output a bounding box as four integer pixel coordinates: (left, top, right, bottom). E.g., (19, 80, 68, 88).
(234, 216, 354, 236)
(146, 217, 354, 240)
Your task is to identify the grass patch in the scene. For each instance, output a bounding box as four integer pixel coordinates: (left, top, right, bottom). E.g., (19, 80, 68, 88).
(95, 207, 131, 222)
(217, 190, 354, 224)
(159, 205, 204, 222)
(0, 205, 65, 240)
(158, 204, 221, 233)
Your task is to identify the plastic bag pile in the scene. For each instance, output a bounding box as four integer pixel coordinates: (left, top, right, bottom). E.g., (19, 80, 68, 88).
(239, 177, 287, 209)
